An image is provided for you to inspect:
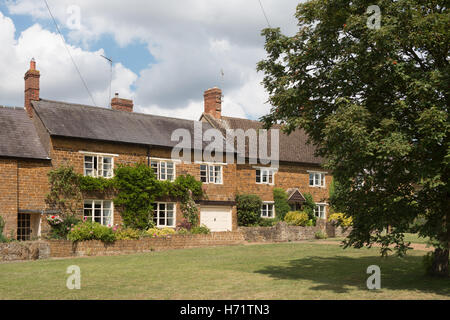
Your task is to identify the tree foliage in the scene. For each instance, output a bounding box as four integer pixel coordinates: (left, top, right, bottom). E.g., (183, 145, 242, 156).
(257, 1, 449, 276)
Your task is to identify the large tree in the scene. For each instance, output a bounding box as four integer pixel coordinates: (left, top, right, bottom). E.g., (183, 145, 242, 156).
(257, 0, 449, 276)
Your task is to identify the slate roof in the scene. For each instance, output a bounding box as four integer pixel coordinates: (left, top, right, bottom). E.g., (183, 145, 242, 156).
(0, 106, 49, 160)
(201, 113, 323, 165)
(33, 99, 233, 151)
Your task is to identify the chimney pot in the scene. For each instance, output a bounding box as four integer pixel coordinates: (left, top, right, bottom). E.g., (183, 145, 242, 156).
(203, 87, 222, 119)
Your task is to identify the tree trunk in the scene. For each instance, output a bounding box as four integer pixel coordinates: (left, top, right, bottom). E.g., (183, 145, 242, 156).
(431, 248, 449, 277)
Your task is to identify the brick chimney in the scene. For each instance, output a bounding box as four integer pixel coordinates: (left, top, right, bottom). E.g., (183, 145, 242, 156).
(24, 58, 40, 118)
(203, 87, 222, 119)
(111, 93, 133, 112)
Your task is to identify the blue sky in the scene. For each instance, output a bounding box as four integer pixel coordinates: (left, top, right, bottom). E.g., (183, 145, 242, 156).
(0, 0, 300, 120)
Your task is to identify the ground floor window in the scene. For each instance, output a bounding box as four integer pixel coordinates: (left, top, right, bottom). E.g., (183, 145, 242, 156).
(153, 202, 175, 227)
(261, 203, 275, 218)
(83, 200, 113, 226)
(17, 213, 31, 241)
(314, 204, 326, 219)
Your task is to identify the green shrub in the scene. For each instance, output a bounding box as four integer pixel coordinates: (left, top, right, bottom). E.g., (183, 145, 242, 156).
(306, 219, 315, 226)
(176, 227, 190, 235)
(67, 221, 116, 243)
(47, 214, 82, 239)
(146, 227, 176, 237)
(314, 231, 328, 239)
(303, 193, 317, 224)
(190, 225, 211, 234)
(284, 211, 309, 226)
(273, 188, 290, 221)
(0, 216, 7, 243)
(236, 194, 262, 226)
(114, 227, 142, 240)
(258, 218, 277, 227)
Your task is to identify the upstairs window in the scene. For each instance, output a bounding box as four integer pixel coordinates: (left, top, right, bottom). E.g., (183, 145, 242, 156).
(256, 168, 275, 185)
(261, 203, 275, 218)
(309, 172, 325, 187)
(84, 154, 114, 178)
(200, 164, 222, 184)
(151, 160, 175, 181)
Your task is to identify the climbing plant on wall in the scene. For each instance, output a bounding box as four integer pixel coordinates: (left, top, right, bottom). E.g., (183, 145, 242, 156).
(46, 164, 204, 231)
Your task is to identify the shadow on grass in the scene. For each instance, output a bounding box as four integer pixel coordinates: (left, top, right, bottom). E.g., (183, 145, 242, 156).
(255, 255, 450, 296)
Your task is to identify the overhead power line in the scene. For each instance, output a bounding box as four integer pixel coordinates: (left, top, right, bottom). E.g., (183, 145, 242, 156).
(258, 0, 271, 28)
(43, 0, 97, 107)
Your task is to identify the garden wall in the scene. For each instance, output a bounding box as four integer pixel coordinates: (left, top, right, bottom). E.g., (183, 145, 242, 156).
(48, 231, 245, 258)
(0, 241, 50, 262)
(1, 224, 351, 262)
(239, 221, 340, 242)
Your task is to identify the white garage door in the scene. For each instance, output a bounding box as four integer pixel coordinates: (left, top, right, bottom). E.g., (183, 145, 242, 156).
(200, 206, 232, 232)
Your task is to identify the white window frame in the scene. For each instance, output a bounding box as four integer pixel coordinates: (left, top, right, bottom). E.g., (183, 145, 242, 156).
(314, 203, 327, 219)
(199, 164, 223, 184)
(153, 202, 176, 228)
(150, 158, 176, 181)
(261, 202, 275, 218)
(83, 200, 114, 226)
(80, 151, 116, 178)
(308, 171, 326, 188)
(255, 167, 277, 185)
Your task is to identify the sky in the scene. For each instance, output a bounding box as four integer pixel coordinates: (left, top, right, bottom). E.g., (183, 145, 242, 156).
(0, 0, 301, 120)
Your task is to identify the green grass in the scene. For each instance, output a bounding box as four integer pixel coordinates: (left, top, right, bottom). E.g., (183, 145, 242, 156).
(323, 233, 431, 245)
(403, 233, 431, 245)
(0, 242, 449, 300)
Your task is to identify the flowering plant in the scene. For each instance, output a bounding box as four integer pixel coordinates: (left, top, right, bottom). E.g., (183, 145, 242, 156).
(47, 215, 63, 226)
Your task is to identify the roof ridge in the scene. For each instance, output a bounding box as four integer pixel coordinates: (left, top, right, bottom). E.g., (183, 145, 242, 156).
(36, 99, 203, 123)
(221, 115, 284, 130)
(0, 105, 24, 110)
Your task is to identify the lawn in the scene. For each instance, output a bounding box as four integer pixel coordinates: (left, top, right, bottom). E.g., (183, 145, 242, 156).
(325, 233, 431, 245)
(0, 242, 449, 300)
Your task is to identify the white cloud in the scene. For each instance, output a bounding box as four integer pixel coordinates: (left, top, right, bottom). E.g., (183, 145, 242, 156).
(3, 0, 302, 119)
(0, 10, 136, 108)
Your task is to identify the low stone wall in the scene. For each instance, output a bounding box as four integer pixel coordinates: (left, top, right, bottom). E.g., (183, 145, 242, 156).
(334, 226, 352, 238)
(48, 231, 245, 258)
(239, 221, 333, 242)
(1, 224, 350, 261)
(0, 241, 50, 262)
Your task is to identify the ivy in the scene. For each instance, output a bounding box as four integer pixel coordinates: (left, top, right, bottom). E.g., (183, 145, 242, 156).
(113, 163, 164, 230)
(79, 175, 117, 192)
(46, 166, 82, 217)
(46, 164, 204, 231)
